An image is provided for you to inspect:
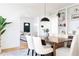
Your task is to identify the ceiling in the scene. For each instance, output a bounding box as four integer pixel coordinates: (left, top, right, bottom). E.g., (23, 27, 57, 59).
(22, 3, 74, 17)
(18, 3, 74, 9)
(0, 3, 74, 17)
(27, 3, 74, 12)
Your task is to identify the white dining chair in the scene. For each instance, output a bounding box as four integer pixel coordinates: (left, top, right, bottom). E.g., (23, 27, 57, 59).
(25, 35, 34, 56)
(69, 32, 79, 56)
(56, 32, 79, 56)
(32, 36, 53, 56)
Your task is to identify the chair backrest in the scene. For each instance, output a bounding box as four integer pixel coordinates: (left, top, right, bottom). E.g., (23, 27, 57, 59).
(32, 36, 43, 53)
(69, 32, 79, 56)
(25, 35, 34, 49)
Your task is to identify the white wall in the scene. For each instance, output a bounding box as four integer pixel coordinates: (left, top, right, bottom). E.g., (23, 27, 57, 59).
(0, 4, 44, 49)
(2, 18, 20, 49)
(0, 4, 28, 49)
(50, 15, 58, 36)
(20, 16, 32, 33)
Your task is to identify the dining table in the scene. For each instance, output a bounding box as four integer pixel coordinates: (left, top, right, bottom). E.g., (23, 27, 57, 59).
(45, 36, 72, 56)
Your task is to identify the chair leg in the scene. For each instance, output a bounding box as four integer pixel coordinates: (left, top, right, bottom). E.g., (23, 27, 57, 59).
(41, 54, 45, 56)
(32, 50, 34, 56)
(27, 49, 30, 55)
(41, 54, 43, 56)
(35, 52, 37, 56)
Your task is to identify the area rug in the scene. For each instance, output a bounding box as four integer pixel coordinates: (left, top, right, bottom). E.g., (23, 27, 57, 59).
(0, 49, 39, 56)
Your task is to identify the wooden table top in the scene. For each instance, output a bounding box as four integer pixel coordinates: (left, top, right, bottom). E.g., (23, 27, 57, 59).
(48, 36, 72, 43)
(45, 37, 72, 56)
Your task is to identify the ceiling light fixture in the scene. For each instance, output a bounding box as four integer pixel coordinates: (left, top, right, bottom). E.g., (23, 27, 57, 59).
(41, 3, 50, 22)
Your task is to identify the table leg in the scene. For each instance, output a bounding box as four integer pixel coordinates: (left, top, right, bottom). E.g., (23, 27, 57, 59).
(53, 43, 56, 56)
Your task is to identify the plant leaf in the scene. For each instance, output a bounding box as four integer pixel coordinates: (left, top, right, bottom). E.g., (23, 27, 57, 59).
(1, 18, 6, 25)
(0, 16, 6, 25)
(6, 22, 12, 24)
(0, 16, 3, 24)
(1, 29, 6, 35)
(0, 16, 11, 36)
(0, 23, 7, 31)
(0, 22, 11, 31)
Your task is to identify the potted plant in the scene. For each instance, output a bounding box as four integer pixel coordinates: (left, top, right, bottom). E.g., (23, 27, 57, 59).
(0, 16, 11, 53)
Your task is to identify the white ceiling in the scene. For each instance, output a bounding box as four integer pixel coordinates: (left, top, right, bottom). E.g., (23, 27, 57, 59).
(0, 3, 74, 17)
(0, 3, 74, 11)
(46, 3, 74, 12)
(21, 3, 74, 17)
(27, 3, 74, 12)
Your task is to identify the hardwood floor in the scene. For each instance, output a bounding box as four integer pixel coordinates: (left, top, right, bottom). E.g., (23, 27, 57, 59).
(20, 41, 28, 49)
(1, 41, 28, 54)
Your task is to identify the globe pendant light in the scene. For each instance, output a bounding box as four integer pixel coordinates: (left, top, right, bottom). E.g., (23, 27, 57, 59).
(41, 3, 50, 22)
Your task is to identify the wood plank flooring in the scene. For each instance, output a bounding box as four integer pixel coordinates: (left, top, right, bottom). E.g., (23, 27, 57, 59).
(1, 41, 28, 54)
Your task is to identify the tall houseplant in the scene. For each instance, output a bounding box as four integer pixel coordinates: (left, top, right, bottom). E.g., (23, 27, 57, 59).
(0, 16, 11, 53)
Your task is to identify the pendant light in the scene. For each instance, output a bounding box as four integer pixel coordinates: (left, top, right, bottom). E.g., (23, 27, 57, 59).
(41, 3, 50, 22)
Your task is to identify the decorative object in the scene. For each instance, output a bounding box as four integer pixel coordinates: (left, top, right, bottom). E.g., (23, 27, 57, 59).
(0, 16, 11, 53)
(57, 12, 61, 18)
(41, 25, 44, 28)
(58, 9, 67, 35)
(72, 30, 76, 35)
(71, 8, 79, 19)
(42, 28, 49, 40)
(63, 23, 66, 27)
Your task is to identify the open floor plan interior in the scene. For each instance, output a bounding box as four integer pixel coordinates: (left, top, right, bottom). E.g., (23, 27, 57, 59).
(0, 3, 79, 56)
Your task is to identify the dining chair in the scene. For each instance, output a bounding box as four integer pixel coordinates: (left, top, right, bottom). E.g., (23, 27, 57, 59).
(69, 32, 79, 56)
(32, 36, 53, 56)
(25, 35, 34, 56)
(56, 32, 79, 56)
